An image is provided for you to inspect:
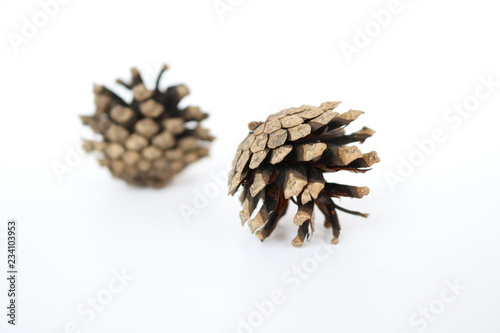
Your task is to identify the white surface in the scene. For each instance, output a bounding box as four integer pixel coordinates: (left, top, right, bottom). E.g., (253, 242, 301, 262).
(1, 0, 499, 332)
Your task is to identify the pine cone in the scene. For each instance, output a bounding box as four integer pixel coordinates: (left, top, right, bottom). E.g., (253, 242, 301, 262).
(81, 65, 214, 188)
(228, 102, 380, 247)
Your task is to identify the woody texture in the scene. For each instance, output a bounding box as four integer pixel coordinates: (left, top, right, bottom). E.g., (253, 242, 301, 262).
(81, 65, 214, 188)
(228, 102, 380, 247)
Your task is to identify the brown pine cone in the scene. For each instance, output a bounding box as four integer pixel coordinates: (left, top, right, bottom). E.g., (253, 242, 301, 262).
(228, 102, 380, 247)
(81, 65, 214, 188)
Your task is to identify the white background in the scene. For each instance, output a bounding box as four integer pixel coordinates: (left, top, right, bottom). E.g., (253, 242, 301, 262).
(1, 0, 499, 332)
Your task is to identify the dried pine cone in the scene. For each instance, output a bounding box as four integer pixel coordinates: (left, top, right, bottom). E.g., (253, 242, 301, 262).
(228, 102, 380, 247)
(81, 65, 214, 188)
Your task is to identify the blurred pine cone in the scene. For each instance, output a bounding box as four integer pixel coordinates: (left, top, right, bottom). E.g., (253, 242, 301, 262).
(81, 65, 214, 188)
(228, 102, 379, 247)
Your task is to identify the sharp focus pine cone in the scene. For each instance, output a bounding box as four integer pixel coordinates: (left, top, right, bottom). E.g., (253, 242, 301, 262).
(228, 102, 380, 247)
(81, 65, 214, 188)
